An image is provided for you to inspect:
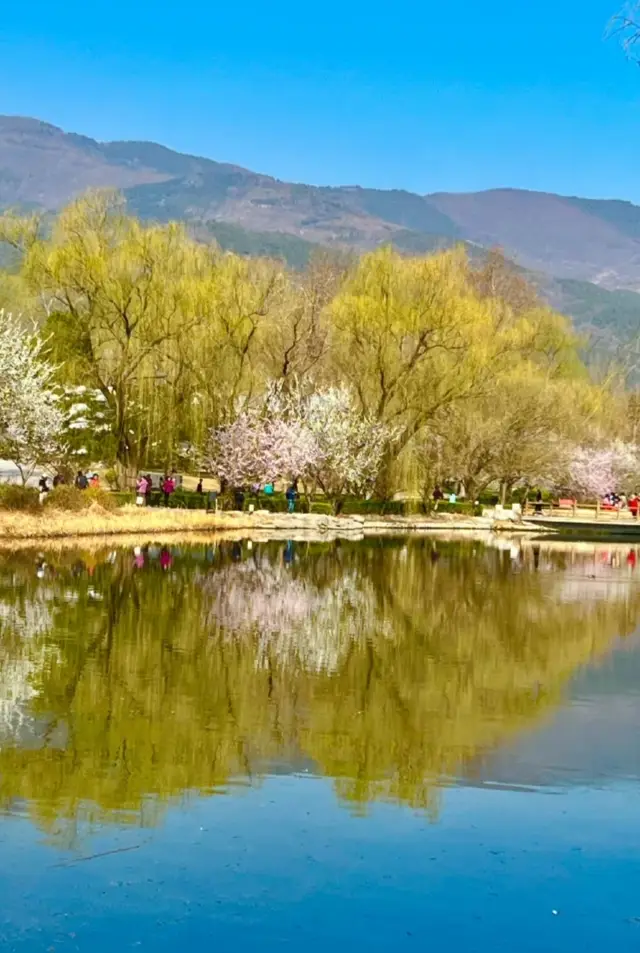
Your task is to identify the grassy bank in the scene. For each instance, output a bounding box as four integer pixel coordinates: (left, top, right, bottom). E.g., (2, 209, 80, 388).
(0, 505, 371, 542)
(0, 503, 502, 543)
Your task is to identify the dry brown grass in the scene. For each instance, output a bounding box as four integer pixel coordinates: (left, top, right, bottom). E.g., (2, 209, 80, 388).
(0, 505, 365, 542)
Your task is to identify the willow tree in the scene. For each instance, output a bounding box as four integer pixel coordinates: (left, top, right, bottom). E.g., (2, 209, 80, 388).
(0, 210, 41, 317)
(327, 247, 574, 494)
(413, 361, 597, 503)
(328, 247, 479, 432)
(177, 251, 285, 439)
(0, 195, 340, 477)
(468, 246, 539, 315)
(612, 3, 640, 59)
(327, 247, 563, 435)
(7, 192, 215, 480)
(262, 251, 346, 385)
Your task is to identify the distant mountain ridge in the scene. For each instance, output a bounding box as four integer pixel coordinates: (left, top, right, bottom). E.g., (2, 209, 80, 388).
(2, 114, 640, 345)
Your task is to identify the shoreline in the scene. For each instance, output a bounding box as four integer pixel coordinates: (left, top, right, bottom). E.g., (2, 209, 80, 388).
(0, 506, 506, 544)
(0, 507, 367, 543)
(1, 505, 640, 545)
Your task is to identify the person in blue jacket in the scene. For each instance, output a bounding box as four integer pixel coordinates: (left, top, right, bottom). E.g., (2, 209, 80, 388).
(286, 483, 297, 514)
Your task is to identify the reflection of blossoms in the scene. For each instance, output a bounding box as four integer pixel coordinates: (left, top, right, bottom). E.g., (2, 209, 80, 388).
(0, 654, 38, 741)
(0, 595, 53, 742)
(203, 560, 390, 672)
(0, 595, 52, 641)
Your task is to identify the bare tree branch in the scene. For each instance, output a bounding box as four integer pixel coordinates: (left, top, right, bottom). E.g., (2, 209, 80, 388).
(609, 4, 640, 60)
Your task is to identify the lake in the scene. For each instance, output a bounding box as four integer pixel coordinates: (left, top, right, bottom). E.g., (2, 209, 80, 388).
(1, 535, 640, 951)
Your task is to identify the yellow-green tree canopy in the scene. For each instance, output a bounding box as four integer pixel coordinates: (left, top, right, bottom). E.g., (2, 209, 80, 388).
(0, 192, 609, 497)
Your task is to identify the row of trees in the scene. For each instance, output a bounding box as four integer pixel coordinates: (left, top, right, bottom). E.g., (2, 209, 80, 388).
(0, 190, 638, 500)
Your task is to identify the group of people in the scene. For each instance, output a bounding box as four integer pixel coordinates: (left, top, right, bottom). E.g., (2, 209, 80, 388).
(433, 486, 458, 505)
(135, 473, 177, 506)
(74, 470, 100, 490)
(602, 492, 640, 517)
(229, 482, 298, 512)
(36, 469, 100, 503)
(37, 470, 300, 513)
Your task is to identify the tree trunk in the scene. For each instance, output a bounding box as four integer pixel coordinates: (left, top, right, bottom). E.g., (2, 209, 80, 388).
(373, 446, 396, 501)
(464, 478, 477, 505)
(500, 480, 515, 506)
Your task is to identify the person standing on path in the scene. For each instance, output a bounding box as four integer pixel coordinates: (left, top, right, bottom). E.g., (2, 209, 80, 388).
(38, 475, 50, 504)
(162, 474, 176, 506)
(145, 474, 153, 507)
(135, 474, 149, 506)
(286, 483, 297, 514)
(75, 470, 88, 490)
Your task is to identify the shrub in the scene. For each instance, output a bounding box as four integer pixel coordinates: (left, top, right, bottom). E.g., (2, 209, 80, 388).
(111, 491, 136, 507)
(309, 501, 333, 516)
(44, 486, 87, 511)
(167, 489, 207, 510)
(434, 501, 482, 516)
(0, 484, 40, 512)
(477, 491, 500, 505)
(259, 495, 310, 513)
(44, 485, 117, 511)
(337, 498, 483, 517)
(339, 498, 405, 516)
(216, 491, 312, 513)
(103, 467, 118, 489)
(54, 487, 85, 510)
(85, 486, 118, 511)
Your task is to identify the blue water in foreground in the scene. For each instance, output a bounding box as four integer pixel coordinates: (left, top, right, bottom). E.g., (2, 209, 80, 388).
(3, 781, 640, 951)
(1, 537, 640, 950)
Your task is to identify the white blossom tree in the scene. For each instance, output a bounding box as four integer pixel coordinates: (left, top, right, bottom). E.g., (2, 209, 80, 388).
(57, 385, 114, 473)
(268, 381, 398, 502)
(567, 442, 640, 500)
(0, 311, 65, 483)
(207, 412, 321, 488)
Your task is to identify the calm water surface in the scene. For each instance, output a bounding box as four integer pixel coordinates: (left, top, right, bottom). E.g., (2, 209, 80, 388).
(1, 536, 640, 951)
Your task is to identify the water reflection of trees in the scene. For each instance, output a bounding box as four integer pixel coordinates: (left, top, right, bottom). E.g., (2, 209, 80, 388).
(0, 539, 639, 835)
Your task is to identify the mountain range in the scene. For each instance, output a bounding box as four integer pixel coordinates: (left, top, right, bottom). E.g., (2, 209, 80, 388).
(2, 114, 640, 346)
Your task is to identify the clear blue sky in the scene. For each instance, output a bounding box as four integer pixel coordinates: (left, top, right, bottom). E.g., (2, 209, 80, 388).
(2, 0, 640, 200)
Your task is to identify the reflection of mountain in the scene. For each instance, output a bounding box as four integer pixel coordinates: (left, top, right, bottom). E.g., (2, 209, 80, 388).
(0, 539, 639, 839)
